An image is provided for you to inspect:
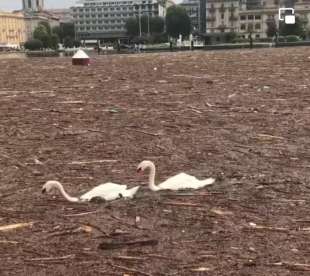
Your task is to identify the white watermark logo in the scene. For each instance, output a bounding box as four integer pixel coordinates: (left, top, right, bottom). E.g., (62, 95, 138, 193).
(279, 8, 295, 24)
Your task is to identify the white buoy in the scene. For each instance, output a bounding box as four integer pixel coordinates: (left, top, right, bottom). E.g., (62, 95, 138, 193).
(72, 49, 90, 66)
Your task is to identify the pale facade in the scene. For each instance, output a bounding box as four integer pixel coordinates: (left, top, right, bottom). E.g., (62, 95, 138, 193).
(206, 0, 310, 40)
(24, 14, 59, 40)
(0, 12, 27, 46)
(72, 0, 167, 40)
(206, 0, 240, 34)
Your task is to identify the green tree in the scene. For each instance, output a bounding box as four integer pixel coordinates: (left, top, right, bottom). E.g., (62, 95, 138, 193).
(150, 16, 165, 33)
(52, 26, 63, 41)
(125, 16, 165, 37)
(63, 36, 75, 48)
(279, 16, 307, 38)
(24, 39, 43, 50)
(52, 23, 76, 46)
(61, 23, 75, 38)
(266, 18, 278, 37)
(33, 21, 62, 49)
(125, 17, 139, 37)
(33, 25, 51, 48)
(50, 34, 59, 49)
(166, 5, 191, 38)
(39, 21, 52, 35)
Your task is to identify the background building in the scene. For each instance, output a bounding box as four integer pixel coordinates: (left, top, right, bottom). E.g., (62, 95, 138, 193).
(72, 0, 166, 41)
(180, 0, 200, 32)
(205, 0, 239, 42)
(46, 9, 74, 23)
(0, 12, 27, 47)
(22, 0, 45, 12)
(204, 0, 310, 42)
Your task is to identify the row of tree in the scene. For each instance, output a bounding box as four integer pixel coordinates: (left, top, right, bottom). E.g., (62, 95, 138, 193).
(125, 5, 191, 39)
(24, 4, 309, 50)
(24, 22, 80, 50)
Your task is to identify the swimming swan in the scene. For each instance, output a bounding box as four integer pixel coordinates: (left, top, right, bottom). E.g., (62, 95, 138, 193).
(137, 160, 215, 191)
(42, 180, 140, 202)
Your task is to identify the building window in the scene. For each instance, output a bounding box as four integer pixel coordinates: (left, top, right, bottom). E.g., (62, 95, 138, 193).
(255, 15, 261, 20)
(240, 24, 246, 30)
(221, 14, 224, 19)
(248, 15, 254, 20)
(240, 15, 246, 20)
(255, 34, 260, 38)
(255, 23, 261, 29)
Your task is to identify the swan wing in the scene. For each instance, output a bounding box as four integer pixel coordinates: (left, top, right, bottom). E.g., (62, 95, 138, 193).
(120, 186, 140, 198)
(158, 173, 213, 190)
(80, 182, 127, 201)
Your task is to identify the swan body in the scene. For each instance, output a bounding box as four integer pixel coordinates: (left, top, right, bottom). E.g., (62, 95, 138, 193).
(42, 180, 140, 202)
(137, 160, 215, 191)
(80, 182, 139, 201)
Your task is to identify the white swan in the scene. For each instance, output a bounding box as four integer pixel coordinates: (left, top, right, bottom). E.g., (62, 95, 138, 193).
(42, 180, 140, 202)
(137, 160, 215, 191)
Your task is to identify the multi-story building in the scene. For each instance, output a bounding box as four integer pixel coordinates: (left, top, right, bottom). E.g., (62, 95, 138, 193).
(23, 13, 59, 40)
(23, 0, 44, 12)
(205, 0, 310, 42)
(46, 9, 74, 23)
(0, 12, 27, 47)
(205, 0, 239, 39)
(180, 0, 200, 32)
(238, 0, 310, 39)
(72, 0, 166, 41)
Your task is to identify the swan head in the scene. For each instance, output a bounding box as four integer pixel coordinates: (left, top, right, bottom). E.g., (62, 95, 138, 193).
(137, 160, 154, 173)
(42, 180, 60, 194)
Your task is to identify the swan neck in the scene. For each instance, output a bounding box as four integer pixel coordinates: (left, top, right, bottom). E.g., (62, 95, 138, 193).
(148, 163, 160, 191)
(56, 182, 79, 202)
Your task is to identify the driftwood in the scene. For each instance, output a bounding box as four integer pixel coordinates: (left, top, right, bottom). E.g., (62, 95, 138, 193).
(267, 262, 310, 271)
(244, 222, 289, 233)
(108, 262, 153, 276)
(160, 201, 205, 208)
(63, 211, 98, 217)
(125, 127, 161, 137)
(99, 238, 158, 250)
(112, 255, 146, 261)
(25, 254, 75, 262)
(0, 222, 33, 232)
(69, 159, 118, 165)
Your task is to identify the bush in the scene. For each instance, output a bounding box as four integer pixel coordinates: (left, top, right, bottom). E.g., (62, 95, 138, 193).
(257, 37, 273, 42)
(24, 39, 43, 50)
(232, 37, 248, 43)
(285, 35, 301, 42)
(277, 36, 285, 42)
(147, 33, 168, 44)
(224, 32, 237, 43)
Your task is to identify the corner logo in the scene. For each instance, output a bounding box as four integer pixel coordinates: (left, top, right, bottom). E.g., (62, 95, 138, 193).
(279, 8, 295, 24)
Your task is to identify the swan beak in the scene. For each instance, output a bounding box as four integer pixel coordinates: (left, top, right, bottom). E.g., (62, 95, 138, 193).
(137, 168, 142, 173)
(42, 188, 46, 194)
